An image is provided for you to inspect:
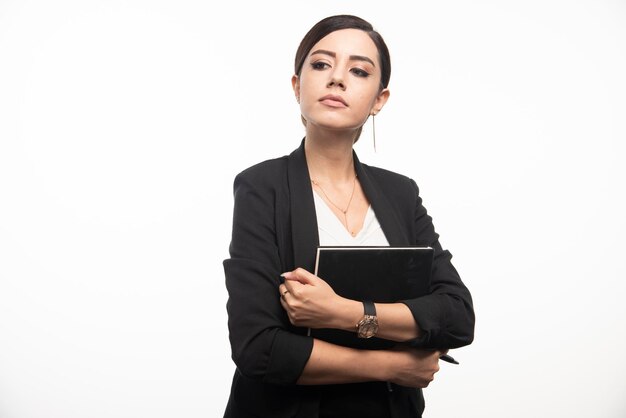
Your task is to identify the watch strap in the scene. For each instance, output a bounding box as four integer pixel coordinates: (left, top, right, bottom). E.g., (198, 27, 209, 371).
(363, 300, 376, 316)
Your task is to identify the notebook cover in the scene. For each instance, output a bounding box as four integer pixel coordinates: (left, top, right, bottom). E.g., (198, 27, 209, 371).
(312, 246, 433, 350)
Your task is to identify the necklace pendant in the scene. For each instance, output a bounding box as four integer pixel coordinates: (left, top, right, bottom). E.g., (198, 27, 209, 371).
(311, 175, 359, 237)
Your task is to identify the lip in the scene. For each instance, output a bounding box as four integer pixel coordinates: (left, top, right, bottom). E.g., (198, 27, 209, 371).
(319, 94, 348, 108)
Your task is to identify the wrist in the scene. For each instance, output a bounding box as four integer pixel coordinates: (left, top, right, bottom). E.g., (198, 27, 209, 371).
(367, 349, 396, 382)
(329, 298, 362, 331)
(356, 300, 379, 338)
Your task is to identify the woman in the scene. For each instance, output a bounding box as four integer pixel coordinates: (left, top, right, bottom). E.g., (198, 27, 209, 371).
(223, 14, 474, 418)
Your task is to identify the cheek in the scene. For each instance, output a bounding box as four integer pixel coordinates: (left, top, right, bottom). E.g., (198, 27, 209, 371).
(298, 72, 322, 97)
(354, 91, 378, 114)
(298, 87, 318, 118)
(299, 84, 315, 108)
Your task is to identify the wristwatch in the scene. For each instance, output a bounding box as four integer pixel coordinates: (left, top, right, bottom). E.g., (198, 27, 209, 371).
(356, 300, 378, 338)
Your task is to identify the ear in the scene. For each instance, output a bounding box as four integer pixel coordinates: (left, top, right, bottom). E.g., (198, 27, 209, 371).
(292, 75, 300, 103)
(371, 88, 390, 115)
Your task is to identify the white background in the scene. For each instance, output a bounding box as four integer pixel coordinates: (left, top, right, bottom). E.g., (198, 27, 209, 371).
(1, 1, 625, 417)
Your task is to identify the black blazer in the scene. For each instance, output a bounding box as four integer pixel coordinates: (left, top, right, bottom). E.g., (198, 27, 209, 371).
(223, 140, 474, 418)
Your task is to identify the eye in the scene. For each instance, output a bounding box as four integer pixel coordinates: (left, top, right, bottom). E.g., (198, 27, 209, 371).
(351, 68, 370, 78)
(311, 61, 330, 70)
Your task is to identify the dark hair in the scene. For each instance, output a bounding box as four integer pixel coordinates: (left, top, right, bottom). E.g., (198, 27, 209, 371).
(294, 14, 391, 89)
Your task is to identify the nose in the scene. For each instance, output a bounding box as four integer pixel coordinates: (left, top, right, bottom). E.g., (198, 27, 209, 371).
(327, 75, 346, 90)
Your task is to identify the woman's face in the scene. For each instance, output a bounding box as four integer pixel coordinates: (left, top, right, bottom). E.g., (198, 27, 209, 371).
(293, 28, 389, 134)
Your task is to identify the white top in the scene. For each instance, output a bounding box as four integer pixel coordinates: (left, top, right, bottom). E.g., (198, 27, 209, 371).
(313, 191, 390, 246)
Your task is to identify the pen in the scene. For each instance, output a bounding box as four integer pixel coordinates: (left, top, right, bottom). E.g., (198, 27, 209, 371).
(439, 354, 459, 365)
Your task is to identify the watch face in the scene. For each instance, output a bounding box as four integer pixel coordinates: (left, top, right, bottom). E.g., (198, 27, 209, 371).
(357, 316, 379, 338)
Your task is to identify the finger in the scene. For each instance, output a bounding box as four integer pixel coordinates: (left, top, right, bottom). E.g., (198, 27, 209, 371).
(283, 268, 318, 285)
(431, 349, 445, 358)
(278, 284, 292, 300)
(279, 292, 289, 309)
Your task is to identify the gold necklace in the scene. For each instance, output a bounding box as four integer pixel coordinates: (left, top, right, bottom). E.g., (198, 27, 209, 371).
(311, 174, 358, 236)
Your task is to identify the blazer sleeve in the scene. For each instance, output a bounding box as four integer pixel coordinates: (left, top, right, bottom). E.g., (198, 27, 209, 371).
(223, 169, 313, 385)
(401, 179, 475, 349)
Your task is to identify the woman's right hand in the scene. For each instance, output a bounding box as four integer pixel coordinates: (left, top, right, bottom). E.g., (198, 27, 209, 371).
(279, 268, 356, 330)
(382, 347, 446, 388)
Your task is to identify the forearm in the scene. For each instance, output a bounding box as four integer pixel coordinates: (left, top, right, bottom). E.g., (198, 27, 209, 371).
(297, 338, 443, 388)
(281, 270, 421, 342)
(376, 302, 421, 341)
(296, 338, 390, 385)
(330, 298, 421, 342)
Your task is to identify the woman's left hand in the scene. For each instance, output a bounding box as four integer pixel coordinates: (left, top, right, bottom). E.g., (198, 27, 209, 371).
(278, 268, 355, 330)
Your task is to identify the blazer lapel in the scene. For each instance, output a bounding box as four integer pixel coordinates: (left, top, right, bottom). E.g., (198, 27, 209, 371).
(354, 152, 411, 247)
(287, 140, 319, 271)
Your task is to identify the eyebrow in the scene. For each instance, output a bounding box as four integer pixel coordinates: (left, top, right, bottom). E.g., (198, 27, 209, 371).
(310, 49, 376, 67)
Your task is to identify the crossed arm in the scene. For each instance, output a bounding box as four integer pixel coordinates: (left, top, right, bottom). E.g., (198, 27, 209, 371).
(278, 267, 445, 387)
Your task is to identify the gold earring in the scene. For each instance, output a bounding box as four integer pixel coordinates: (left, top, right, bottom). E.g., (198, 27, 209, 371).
(372, 113, 377, 153)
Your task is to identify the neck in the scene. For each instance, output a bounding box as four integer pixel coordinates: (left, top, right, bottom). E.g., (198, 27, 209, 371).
(304, 129, 356, 183)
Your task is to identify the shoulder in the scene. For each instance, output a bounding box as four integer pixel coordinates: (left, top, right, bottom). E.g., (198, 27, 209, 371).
(233, 155, 289, 189)
(361, 162, 419, 192)
(229, 156, 292, 216)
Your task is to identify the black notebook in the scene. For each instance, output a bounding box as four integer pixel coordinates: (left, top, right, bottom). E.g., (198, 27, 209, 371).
(311, 246, 434, 350)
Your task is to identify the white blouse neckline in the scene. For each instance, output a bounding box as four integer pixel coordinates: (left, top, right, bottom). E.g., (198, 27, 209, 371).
(312, 191, 389, 246)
